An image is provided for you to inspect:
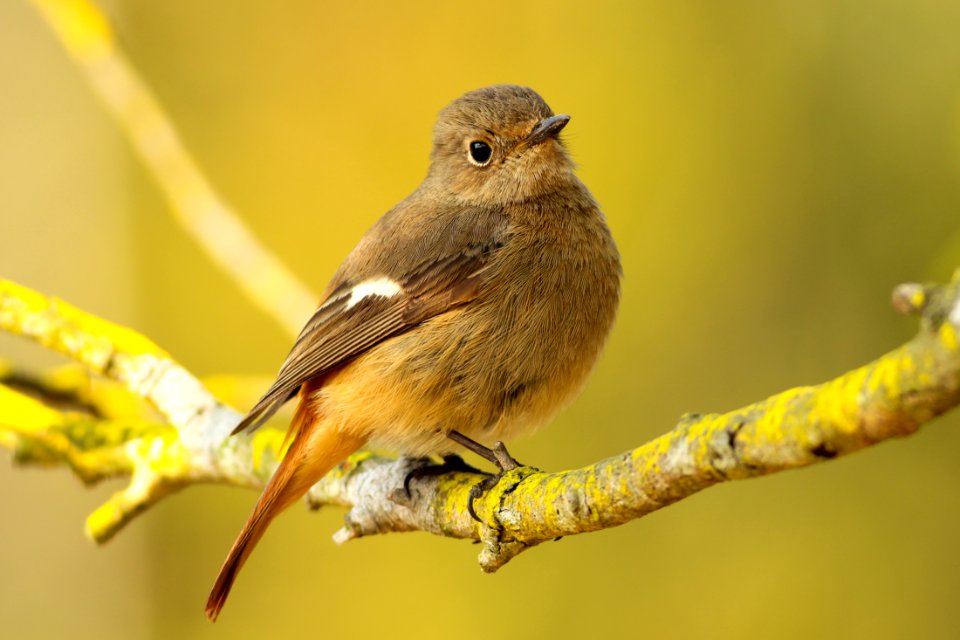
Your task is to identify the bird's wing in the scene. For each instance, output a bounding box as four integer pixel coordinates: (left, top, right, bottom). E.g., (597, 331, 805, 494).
(231, 203, 508, 435)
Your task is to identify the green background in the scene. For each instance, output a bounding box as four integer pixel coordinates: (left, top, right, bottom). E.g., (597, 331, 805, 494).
(2, 1, 959, 638)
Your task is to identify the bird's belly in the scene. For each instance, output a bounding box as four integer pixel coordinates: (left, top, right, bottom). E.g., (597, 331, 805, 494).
(311, 299, 603, 457)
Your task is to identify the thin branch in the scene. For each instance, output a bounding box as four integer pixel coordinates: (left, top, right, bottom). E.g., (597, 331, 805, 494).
(28, 0, 317, 338)
(1, 273, 958, 571)
(0, 360, 276, 423)
(0, 364, 103, 416)
(0, 280, 234, 442)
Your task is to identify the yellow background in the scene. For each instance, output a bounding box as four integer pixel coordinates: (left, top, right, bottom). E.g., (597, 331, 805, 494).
(2, 1, 960, 638)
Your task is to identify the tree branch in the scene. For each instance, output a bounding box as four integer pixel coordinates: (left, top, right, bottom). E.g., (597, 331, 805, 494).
(1, 273, 957, 571)
(29, 0, 318, 338)
(0, 279, 279, 541)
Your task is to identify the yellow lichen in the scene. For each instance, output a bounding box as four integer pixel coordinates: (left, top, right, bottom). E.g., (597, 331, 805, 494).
(250, 428, 287, 475)
(910, 288, 926, 310)
(0, 384, 63, 434)
(0, 280, 169, 366)
(940, 323, 958, 352)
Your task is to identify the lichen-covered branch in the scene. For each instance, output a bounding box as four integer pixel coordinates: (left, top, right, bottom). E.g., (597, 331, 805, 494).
(29, 0, 317, 338)
(0, 360, 271, 421)
(0, 280, 234, 444)
(311, 274, 960, 570)
(0, 279, 285, 541)
(1, 273, 958, 572)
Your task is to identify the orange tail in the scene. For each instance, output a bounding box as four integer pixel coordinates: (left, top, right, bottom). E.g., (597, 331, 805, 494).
(205, 399, 366, 621)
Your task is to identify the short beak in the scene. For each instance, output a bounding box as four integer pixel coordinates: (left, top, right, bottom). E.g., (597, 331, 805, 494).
(526, 114, 571, 146)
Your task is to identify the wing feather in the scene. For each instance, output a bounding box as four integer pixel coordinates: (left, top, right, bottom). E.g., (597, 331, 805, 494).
(231, 243, 500, 435)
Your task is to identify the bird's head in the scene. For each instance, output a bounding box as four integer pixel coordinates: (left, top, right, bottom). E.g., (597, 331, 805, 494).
(428, 85, 576, 205)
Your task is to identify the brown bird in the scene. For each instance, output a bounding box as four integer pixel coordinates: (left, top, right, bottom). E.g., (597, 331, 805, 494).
(205, 84, 621, 621)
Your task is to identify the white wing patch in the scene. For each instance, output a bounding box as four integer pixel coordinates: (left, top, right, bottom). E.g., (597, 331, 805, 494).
(345, 277, 402, 310)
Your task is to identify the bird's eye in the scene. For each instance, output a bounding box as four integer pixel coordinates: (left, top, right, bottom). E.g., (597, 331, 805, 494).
(467, 140, 493, 166)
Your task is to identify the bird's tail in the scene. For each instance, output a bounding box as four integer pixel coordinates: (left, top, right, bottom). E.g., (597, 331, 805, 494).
(205, 398, 366, 621)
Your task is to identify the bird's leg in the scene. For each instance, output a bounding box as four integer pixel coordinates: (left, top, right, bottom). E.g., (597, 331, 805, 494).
(446, 430, 525, 522)
(447, 430, 521, 469)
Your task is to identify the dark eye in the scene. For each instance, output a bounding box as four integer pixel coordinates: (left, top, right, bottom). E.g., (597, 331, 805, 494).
(468, 140, 492, 166)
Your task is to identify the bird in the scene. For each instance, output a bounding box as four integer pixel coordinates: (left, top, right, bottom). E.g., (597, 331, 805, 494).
(205, 84, 621, 621)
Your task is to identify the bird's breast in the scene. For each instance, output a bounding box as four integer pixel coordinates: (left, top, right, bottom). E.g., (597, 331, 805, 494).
(316, 202, 620, 456)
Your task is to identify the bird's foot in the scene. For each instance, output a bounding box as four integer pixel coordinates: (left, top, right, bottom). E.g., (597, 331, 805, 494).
(465, 442, 526, 522)
(444, 431, 533, 522)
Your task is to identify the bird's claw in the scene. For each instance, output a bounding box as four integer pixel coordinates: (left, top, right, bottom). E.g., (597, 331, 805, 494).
(466, 440, 525, 523)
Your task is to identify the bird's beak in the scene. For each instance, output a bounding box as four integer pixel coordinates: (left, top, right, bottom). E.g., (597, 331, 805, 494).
(526, 114, 571, 146)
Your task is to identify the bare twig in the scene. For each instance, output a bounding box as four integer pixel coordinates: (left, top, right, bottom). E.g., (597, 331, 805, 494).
(29, 0, 317, 338)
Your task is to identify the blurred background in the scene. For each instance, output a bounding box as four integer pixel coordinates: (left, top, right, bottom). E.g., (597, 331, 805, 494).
(2, 0, 960, 638)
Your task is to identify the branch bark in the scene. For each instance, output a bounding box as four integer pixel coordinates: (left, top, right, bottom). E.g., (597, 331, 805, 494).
(2, 273, 958, 571)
